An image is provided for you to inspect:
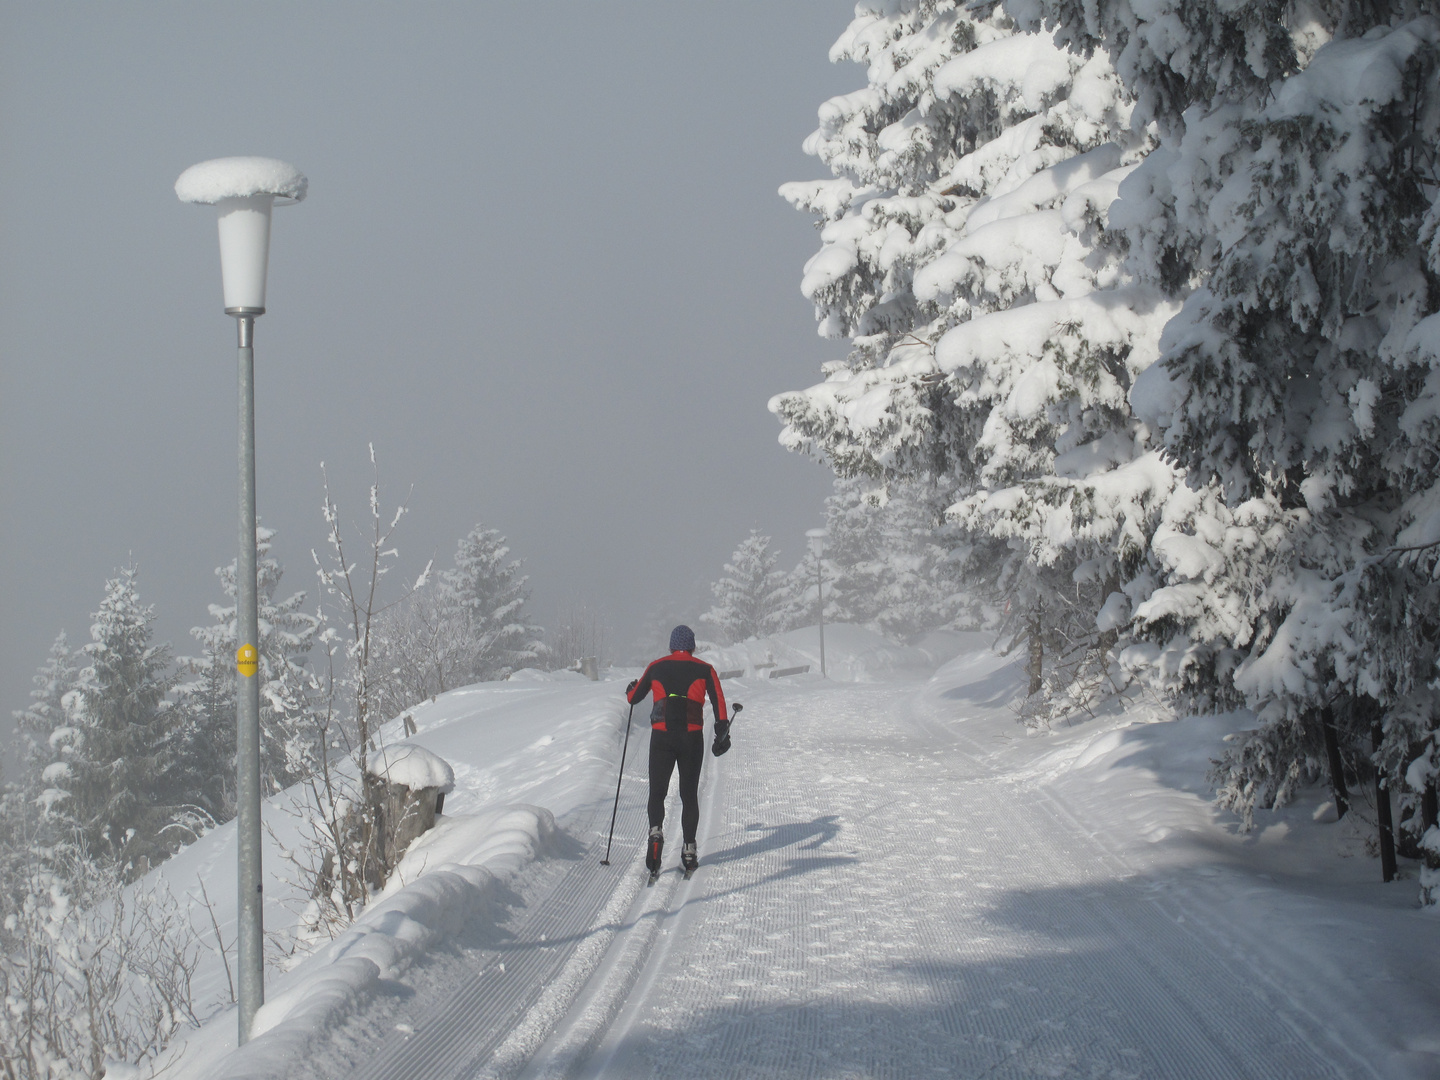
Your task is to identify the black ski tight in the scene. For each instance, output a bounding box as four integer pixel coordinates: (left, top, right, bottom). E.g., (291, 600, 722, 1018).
(648, 729, 704, 843)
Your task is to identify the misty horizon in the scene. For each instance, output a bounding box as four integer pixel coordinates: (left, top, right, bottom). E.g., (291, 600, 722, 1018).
(0, 3, 858, 734)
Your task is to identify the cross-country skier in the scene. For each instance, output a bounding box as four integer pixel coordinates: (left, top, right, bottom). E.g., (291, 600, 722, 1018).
(625, 624, 730, 881)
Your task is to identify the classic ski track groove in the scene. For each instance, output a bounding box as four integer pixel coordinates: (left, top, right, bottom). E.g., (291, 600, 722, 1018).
(550, 752, 727, 1080)
(492, 758, 724, 1080)
(325, 745, 656, 1080)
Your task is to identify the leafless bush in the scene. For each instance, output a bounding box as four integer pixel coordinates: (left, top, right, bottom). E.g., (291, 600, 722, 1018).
(0, 840, 204, 1080)
(546, 604, 609, 671)
(280, 448, 427, 940)
(368, 586, 469, 720)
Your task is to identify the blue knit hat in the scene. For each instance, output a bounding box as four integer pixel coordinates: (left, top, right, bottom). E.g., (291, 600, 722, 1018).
(670, 624, 696, 652)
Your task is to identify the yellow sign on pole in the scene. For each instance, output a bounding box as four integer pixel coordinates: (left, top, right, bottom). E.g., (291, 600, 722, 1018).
(237, 643, 258, 678)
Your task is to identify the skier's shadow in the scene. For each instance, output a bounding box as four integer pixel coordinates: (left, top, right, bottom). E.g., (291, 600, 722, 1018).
(703, 815, 843, 867)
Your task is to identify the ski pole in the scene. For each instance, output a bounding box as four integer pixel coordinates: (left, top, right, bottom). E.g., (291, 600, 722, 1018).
(600, 700, 637, 866)
(712, 702, 742, 756)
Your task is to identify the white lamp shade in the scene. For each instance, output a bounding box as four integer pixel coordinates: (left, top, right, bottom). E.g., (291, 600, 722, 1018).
(176, 156, 306, 317)
(806, 527, 828, 556)
(216, 194, 274, 314)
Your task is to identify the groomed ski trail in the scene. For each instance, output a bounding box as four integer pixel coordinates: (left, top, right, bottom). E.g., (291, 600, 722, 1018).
(300, 648, 1435, 1079)
(518, 666, 1379, 1079)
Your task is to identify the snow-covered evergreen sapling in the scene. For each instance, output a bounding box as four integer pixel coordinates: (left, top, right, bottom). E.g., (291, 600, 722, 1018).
(64, 566, 182, 874)
(175, 525, 322, 823)
(441, 524, 543, 682)
(12, 629, 81, 833)
(703, 531, 796, 643)
(774, 1, 1176, 717)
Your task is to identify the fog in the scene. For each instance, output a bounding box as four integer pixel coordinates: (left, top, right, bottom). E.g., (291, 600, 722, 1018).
(0, 2, 858, 732)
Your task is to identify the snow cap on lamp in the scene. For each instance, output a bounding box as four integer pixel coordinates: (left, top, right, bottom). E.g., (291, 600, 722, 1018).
(175, 156, 307, 316)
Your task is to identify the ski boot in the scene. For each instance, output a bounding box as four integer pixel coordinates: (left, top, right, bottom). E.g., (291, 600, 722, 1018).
(681, 842, 698, 880)
(646, 826, 663, 885)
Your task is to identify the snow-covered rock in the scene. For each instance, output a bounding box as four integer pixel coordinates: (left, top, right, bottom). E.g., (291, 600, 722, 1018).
(366, 743, 454, 793)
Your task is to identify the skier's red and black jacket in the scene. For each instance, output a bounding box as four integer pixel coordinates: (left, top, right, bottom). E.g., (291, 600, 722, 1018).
(626, 650, 728, 734)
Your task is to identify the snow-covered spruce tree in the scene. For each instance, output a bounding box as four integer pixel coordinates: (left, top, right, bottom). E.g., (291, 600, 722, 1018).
(1118, 17, 1440, 883)
(814, 477, 888, 628)
(175, 525, 322, 822)
(703, 531, 796, 644)
(812, 475, 975, 637)
(1013, 0, 1440, 871)
(773, 1, 1178, 718)
(12, 630, 81, 826)
(442, 524, 543, 683)
(66, 566, 182, 873)
(961, 0, 1279, 719)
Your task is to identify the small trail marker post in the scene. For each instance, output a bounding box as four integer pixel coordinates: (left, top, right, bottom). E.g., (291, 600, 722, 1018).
(806, 528, 829, 677)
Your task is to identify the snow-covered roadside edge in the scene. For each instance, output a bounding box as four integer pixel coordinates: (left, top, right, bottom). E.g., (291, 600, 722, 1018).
(152, 805, 557, 1080)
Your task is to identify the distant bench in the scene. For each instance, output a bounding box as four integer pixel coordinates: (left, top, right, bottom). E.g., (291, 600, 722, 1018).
(769, 665, 810, 679)
(717, 669, 745, 680)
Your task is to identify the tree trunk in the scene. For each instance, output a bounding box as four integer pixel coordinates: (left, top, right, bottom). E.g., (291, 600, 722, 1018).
(1026, 605, 1043, 697)
(1373, 721, 1397, 883)
(1321, 704, 1349, 820)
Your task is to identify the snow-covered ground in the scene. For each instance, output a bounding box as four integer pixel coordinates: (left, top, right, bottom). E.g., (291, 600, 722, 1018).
(150, 669, 627, 1079)
(146, 628, 1440, 1078)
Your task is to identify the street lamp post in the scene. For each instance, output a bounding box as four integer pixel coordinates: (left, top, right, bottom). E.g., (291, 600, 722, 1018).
(177, 157, 307, 1045)
(806, 528, 828, 678)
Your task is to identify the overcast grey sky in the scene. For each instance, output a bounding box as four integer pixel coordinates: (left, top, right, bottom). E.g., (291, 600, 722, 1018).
(0, 3, 858, 727)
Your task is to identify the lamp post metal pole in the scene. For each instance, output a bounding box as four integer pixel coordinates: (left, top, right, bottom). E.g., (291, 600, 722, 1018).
(234, 311, 264, 1042)
(177, 156, 307, 1046)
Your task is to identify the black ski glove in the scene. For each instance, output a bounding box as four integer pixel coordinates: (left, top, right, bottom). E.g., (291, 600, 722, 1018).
(625, 679, 638, 696)
(711, 720, 731, 757)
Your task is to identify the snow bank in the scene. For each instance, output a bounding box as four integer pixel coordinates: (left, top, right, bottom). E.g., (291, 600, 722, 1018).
(141, 676, 626, 1077)
(158, 805, 555, 1080)
(365, 743, 454, 792)
(174, 156, 308, 204)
